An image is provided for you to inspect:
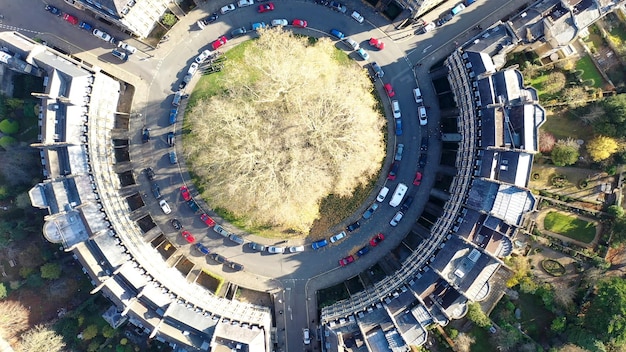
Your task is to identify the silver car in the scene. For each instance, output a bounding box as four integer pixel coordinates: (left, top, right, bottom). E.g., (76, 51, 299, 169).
(267, 246, 285, 254)
(93, 29, 112, 42)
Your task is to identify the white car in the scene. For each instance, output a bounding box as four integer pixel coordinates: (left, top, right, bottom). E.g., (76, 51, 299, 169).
(220, 3, 236, 14)
(159, 200, 171, 214)
(345, 37, 359, 50)
(267, 246, 285, 254)
(195, 49, 212, 64)
(237, 0, 254, 7)
(213, 225, 230, 237)
(188, 62, 199, 75)
(330, 231, 346, 243)
(376, 187, 389, 202)
(289, 246, 305, 253)
(303, 328, 311, 345)
(392, 100, 401, 118)
(423, 22, 436, 33)
(118, 42, 137, 54)
(390, 211, 404, 227)
(418, 106, 428, 125)
(271, 19, 288, 26)
(93, 29, 112, 42)
(351, 11, 364, 23)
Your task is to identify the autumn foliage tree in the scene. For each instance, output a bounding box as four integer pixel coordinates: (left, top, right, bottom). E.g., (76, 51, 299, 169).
(539, 130, 556, 153)
(0, 301, 29, 345)
(586, 136, 619, 162)
(185, 29, 385, 234)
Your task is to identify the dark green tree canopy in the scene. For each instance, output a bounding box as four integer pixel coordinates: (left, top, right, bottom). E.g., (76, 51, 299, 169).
(595, 94, 626, 138)
(584, 277, 626, 345)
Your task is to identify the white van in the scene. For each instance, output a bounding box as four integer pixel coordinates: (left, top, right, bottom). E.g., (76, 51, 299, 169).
(391, 100, 401, 118)
(389, 183, 408, 207)
(413, 88, 423, 103)
(376, 187, 389, 202)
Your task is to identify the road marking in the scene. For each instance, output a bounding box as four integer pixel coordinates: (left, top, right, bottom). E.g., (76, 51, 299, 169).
(422, 44, 432, 53)
(0, 24, 42, 34)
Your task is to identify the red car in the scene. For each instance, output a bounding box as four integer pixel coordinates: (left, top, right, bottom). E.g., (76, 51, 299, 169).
(180, 186, 192, 201)
(339, 255, 355, 267)
(258, 3, 275, 12)
(181, 230, 196, 243)
(370, 233, 385, 246)
(387, 161, 399, 180)
(384, 83, 395, 97)
(211, 36, 228, 50)
(413, 171, 423, 186)
(292, 19, 308, 28)
(200, 213, 216, 227)
(369, 37, 385, 50)
(63, 14, 79, 25)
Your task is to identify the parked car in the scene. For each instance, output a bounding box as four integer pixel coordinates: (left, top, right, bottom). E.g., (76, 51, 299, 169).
(422, 22, 436, 33)
(200, 213, 216, 227)
(369, 37, 385, 50)
(144, 167, 155, 181)
(195, 243, 210, 255)
(329, 1, 347, 13)
(231, 27, 247, 37)
(356, 246, 370, 257)
(303, 329, 311, 345)
(330, 231, 346, 243)
(229, 234, 244, 244)
(345, 38, 359, 50)
(330, 29, 345, 39)
(351, 11, 364, 23)
(251, 22, 267, 30)
(395, 119, 403, 136)
(401, 196, 414, 213)
(151, 183, 161, 199)
(187, 199, 200, 212)
(289, 246, 305, 253)
(249, 242, 266, 252)
(339, 255, 354, 266)
(111, 49, 127, 61)
(238, 0, 254, 7)
(267, 246, 285, 254)
(292, 19, 308, 28)
(362, 203, 379, 219)
(312, 239, 328, 250)
(376, 187, 389, 202)
(387, 161, 399, 180)
(188, 62, 199, 76)
(213, 225, 230, 237)
(395, 143, 404, 161)
(211, 36, 228, 50)
(118, 42, 137, 54)
(93, 29, 112, 42)
(413, 172, 423, 186)
(167, 131, 175, 147)
(181, 230, 196, 243)
(63, 14, 79, 26)
(371, 62, 384, 77)
(258, 3, 275, 12)
(169, 108, 178, 125)
(384, 83, 395, 97)
(421, 136, 428, 151)
(221, 3, 236, 14)
(418, 106, 428, 125)
(370, 233, 385, 246)
(171, 218, 183, 230)
(142, 128, 150, 143)
(346, 221, 360, 232)
(159, 199, 171, 214)
(271, 19, 288, 26)
(227, 261, 244, 271)
(390, 211, 404, 226)
(169, 151, 178, 164)
(45, 5, 62, 16)
(413, 87, 423, 103)
(209, 253, 226, 263)
(392, 100, 401, 118)
(356, 48, 369, 60)
(195, 49, 212, 64)
(78, 21, 93, 31)
(197, 13, 218, 29)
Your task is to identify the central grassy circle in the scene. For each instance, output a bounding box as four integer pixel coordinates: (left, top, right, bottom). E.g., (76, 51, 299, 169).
(184, 29, 385, 236)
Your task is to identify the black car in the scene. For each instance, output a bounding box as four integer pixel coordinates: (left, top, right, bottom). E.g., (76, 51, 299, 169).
(167, 132, 175, 147)
(356, 246, 370, 257)
(420, 136, 428, 151)
(142, 128, 150, 143)
(227, 261, 244, 271)
(151, 183, 161, 199)
(418, 153, 427, 168)
(401, 196, 414, 213)
(144, 167, 155, 181)
(199, 13, 218, 27)
(171, 218, 183, 230)
(45, 4, 62, 16)
(209, 253, 226, 264)
(346, 221, 361, 232)
(187, 199, 200, 212)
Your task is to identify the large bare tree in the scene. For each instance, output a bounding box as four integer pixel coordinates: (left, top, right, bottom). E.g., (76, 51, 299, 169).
(185, 29, 385, 233)
(0, 301, 29, 345)
(18, 324, 65, 352)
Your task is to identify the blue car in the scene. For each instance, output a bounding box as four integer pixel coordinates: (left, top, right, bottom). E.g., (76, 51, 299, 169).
(169, 151, 177, 164)
(312, 239, 328, 250)
(45, 4, 62, 16)
(251, 22, 267, 30)
(356, 246, 370, 257)
(195, 243, 210, 255)
(330, 29, 345, 39)
(395, 119, 403, 136)
(79, 21, 93, 31)
(169, 108, 178, 125)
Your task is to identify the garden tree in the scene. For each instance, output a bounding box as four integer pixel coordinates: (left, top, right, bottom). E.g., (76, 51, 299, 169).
(583, 277, 626, 346)
(583, 267, 605, 287)
(552, 316, 567, 333)
(454, 333, 475, 352)
(0, 301, 29, 343)
(544, 72, 567, 95)
(551, 138, 580, 166)
(185, 28, 385, 233)
(161, 13, 177, 27)
(581, 105, 605, 125)
(506, 255, 531, 287)
(492, 325, 523, 351)
(81, 324, 98, 340)
(40, 262, 61, 280)
(0, 283, 6, 299)
(609, 205, 625, 218)
(539, 130, 557, 153)
(556, 58, 576, 71)
(18, 324, 65, 352)
(466, 302, 491, 328)
(561, 87, 589, 108)
(102, 324, 116, 338)
(586, 136, 619, 162)
(612, 216, 626, 246)
(552, 281, 576, 308)
(522, 63, 541, 81)
(594, 94, 626, 138)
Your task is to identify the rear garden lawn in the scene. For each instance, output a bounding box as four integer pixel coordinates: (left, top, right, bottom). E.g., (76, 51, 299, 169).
(543, 211, 596, 243)
(541, 110, 593, 141)
(575, 55, 606, 88)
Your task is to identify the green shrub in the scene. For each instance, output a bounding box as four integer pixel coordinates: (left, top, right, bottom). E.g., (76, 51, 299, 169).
(82, 324, 98, 340)
(0, 119, 19, 134)
(0, 136, 17, 149)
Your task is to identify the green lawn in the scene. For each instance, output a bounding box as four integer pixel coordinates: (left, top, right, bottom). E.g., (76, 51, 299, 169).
(470, 325, 497, 352)
(575, 55, 605, 88)
(543, 211, 596, 243)
(541, 110, 593, 141)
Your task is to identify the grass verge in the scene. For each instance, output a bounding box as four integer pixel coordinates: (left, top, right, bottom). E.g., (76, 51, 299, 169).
(543, 211, 596, 243)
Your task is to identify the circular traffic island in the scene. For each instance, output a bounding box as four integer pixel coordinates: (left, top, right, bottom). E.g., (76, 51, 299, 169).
(184, 28, 385, 236)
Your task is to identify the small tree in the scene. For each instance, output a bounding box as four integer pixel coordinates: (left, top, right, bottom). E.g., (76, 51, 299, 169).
(552, 139, 580, 166)
(544, 72, 567, 95)
(40, 263, 61, 280)
(608, 205, 625, 218)
(102, 324, 116, 338)
(561, 87, 588, 108)
(454, 333, 476, 352)
(0, 283, 7, 299)
(586, 136, 619, 162)
(81, 324, 98, 340)
(161, 13, 177, 27)
(539, 130, 557, 153)
(466, 302, 491, 328)
(551, 316, 567, 333)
